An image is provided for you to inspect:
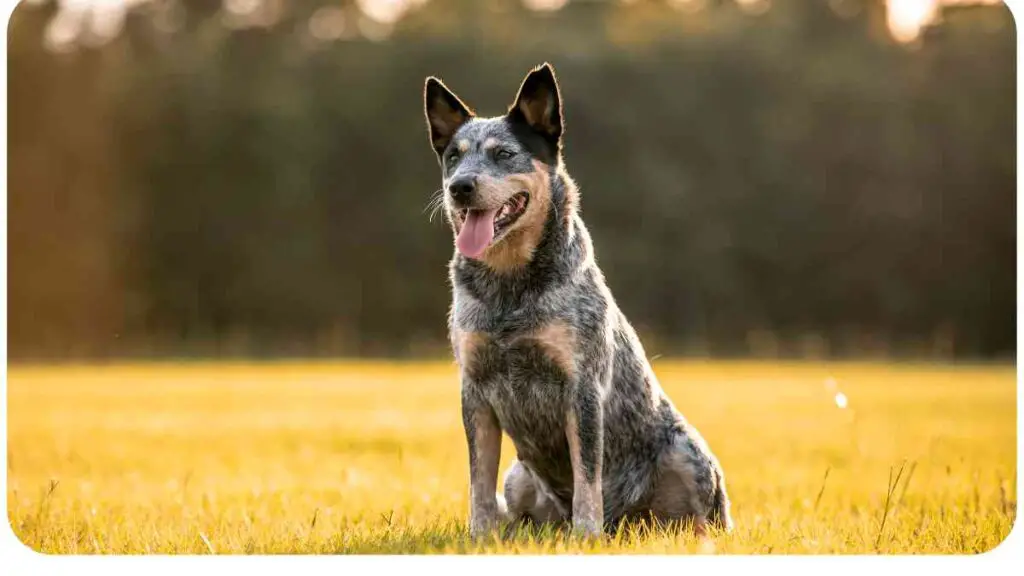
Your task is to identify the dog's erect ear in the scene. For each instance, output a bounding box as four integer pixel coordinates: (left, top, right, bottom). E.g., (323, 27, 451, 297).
(424, 76, 474, 159)
(507, 62, 563, 146)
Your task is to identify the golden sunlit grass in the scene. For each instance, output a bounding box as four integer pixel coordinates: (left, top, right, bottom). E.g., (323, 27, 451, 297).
(6, 360, 1016, 554)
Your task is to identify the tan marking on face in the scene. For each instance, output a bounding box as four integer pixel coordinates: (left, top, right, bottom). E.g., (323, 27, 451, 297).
(475, 159, 553, 273)
(527, 320, 576, 378)
(482, 137, 500, 151)
(457, 139, 471, 153)
(566, 411, 603, 535)
(452, 328, 487, 368)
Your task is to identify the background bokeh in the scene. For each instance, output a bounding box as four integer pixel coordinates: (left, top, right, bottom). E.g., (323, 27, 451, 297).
(6, 0, 1015, 363)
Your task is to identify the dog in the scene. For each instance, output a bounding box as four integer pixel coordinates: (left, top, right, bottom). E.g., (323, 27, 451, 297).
(423, 62, 733, 539)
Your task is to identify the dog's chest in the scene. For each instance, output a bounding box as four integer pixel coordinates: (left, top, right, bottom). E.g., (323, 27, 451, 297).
(458, 327, 574, 479)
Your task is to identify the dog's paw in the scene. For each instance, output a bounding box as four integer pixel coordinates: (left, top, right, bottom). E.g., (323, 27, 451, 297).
(569, 519, 604, 541)
(468, 515, 501, 541)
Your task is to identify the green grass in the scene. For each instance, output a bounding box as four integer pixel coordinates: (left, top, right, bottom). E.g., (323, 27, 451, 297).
(6, 360, 1016, 554)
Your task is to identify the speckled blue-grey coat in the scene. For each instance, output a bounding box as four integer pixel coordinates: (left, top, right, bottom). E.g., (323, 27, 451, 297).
(423, 63, 733, 538)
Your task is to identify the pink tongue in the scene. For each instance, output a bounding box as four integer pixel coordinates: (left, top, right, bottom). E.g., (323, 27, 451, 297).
(456, 208, 499, 259)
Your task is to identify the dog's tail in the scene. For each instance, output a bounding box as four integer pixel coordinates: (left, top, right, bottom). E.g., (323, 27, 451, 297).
(706, 470, 734, 533)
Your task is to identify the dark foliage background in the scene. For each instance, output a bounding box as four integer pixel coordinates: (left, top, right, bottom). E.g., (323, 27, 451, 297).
(6, 0, 1015, 362)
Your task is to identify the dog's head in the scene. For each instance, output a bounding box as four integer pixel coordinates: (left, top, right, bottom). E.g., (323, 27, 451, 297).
(423, 63, 564, 264)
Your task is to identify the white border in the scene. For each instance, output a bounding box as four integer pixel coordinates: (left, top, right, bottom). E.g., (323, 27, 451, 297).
(1, 0, 1020, 574)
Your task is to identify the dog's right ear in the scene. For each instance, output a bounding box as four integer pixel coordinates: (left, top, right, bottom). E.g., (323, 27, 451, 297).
(424, 76, 474, 160)
(507, 63, 563, 148)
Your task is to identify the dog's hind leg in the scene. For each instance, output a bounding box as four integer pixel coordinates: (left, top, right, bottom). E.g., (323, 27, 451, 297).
(501, 460, 568, 534)
(648, 431, 733, 535)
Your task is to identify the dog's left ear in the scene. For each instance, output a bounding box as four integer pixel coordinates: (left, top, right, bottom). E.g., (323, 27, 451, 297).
(508, 62, 563, 147)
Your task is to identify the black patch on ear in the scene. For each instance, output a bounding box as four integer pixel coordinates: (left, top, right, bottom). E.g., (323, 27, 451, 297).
(507, 62, 564, 150)
(424, 76, 474, 160)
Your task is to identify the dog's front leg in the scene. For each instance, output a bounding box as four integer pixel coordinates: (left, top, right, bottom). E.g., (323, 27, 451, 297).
(462, 385, 503, 539)
(566, 383, 604, 537)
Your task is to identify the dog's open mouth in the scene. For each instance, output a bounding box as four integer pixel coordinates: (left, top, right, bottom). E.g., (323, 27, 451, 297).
(493, 191, 530, 235)
(455, 192, 530, 259)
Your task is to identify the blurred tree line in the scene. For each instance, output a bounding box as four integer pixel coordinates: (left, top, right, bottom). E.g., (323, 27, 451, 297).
(6, 0, 1015, 362)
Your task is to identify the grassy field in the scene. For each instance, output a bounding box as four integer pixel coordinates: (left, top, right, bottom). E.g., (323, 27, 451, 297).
(5, 360, 1017, 554)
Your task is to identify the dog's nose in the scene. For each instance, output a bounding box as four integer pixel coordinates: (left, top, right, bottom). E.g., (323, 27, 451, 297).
(448, 177, 476, 204)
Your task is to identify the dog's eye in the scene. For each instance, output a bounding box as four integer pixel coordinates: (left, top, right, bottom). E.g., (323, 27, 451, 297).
(495, 149, 515, 161)
(446, 152, 460, 168)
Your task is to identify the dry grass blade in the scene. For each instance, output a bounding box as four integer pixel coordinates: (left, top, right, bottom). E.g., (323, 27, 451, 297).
(814, 465, 831, 510)
(198, 531, 216, 554)
(896, 460, 917, 507)
(875, 461, 908, 550)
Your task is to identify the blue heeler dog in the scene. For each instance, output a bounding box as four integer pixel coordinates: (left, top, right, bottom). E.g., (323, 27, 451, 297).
(423, 63, 733, 539)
